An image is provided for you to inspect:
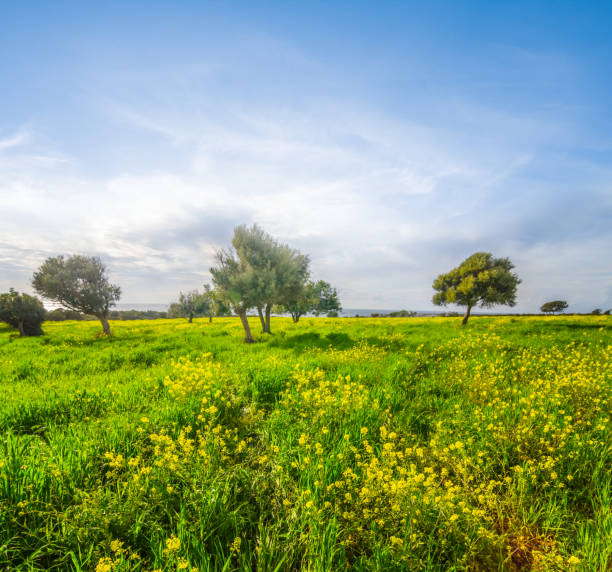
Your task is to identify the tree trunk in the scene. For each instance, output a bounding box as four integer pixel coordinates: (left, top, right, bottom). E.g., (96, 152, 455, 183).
(189, 312, 193, 324)
(264, 304, 271, 334)
(462, 305, 472, 326)
(239, 312, 255, 343)
(257, 306, 266, 333)
(99, 315, 111, 335)
(292, 312, 300, 323)
(209, 314, 213, 323)
(17, 319, 25, 337)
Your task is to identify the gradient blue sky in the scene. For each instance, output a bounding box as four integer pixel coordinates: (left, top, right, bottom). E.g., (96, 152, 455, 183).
(1, 1, 611, 311)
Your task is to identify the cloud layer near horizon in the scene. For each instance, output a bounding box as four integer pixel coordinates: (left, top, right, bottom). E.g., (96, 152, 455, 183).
(1, 2, 611, 312)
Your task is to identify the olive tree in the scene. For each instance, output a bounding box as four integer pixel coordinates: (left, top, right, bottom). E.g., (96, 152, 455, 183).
(231, 224, 310, 334)
(176, 290, 210, 323)
(32, 255, 121, 335)
(232, 224, 279, 333)
(0, 289, 46, 336)
(432, 252, 520, 325)
(540, 300, 568, 314)
(310, 280, 342, 317)
(210, 247, 259, 342)
(278, 279, 342, 322)
(272, 244, 310, 329)
(211, 224, 311, 340)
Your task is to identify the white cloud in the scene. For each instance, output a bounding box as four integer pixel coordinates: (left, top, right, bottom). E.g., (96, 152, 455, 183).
(0, 127, 30, 152)
(1, 40, 610, 312)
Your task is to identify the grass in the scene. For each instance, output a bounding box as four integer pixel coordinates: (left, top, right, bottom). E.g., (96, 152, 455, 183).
(0, 315, 610, 571)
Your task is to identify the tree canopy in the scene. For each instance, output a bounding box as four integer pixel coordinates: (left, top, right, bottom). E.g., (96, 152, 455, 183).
(0, 289, 46, 336)
(32, 255, 121, 335)
(277, 279, 342, 322)
(540, 300, 568, 314)
(211, 224, 310, 341)
(177, 290, 210, 323)
(231, 224, 310, 333)
(432, 252, 520, 325)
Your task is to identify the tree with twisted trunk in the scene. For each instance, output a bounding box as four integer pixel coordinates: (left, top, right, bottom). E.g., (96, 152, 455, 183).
(231, 224, 310, 334)
(32, 255, 121, 335)
(210, 248, 259, 343)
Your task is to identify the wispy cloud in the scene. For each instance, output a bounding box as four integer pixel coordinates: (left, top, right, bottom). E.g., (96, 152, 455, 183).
(0, 127, 30, 151)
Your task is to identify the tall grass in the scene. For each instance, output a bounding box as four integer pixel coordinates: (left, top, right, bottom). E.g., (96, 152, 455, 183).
(0, 316, 610, 570)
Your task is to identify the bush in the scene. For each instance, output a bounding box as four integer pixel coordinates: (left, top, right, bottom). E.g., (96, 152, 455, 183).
(0, 289, 46, 336)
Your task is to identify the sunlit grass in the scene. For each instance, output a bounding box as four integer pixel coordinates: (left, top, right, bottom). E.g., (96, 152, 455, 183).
(0, 316, 610, 570)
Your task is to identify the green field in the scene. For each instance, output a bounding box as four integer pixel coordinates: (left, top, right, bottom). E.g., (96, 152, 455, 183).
(0, 316, 610, 571)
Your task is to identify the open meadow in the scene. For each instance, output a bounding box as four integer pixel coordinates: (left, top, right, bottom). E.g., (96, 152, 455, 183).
(0, 316, 610, 571)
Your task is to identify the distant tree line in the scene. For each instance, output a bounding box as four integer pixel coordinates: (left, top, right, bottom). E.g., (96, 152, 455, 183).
(1, 228, 610, 338)
(370, 310, 418, 318)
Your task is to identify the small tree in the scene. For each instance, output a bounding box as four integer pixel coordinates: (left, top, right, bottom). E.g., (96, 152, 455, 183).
(540, 300, 568, 315)
(311, 280, 342, 317)
(273, 246, 310, 327)
(277, 283, 317, 323)
(276, 279, 341, 322)
(0, 289, 46, 336)
(32, 255, 121, 335)
(167, 302, 184, 319)
(591, 308, 602, 315)
(432, 252, 520, 325)
(176, 290, 210, 323)
(202, 283, 231, 322)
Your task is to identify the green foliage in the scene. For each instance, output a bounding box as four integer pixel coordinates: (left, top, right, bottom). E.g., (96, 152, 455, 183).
(0, 289, 45, 336)
(540, 300, 569, 314)
(278, 280, 342, 322)
(371, 310, 417, 318)
(175, 290, 210, 323)
(310, 280, 342, 317)
(32, 255, 121, 335)
(592, 308, 602, 315)
(211, 225, 310, 338)
(433, 252, 520, 324)
(232, 224, 310, 333)
(0, 316, 609, 570)
(210, 248, 258, 314)
(231, 224, 279, 310)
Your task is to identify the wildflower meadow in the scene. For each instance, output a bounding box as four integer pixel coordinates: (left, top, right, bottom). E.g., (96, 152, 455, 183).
(0, 316, 610, 571)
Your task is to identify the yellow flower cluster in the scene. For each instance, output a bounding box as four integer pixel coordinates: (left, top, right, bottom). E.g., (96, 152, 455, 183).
(280, 366, 380, 423)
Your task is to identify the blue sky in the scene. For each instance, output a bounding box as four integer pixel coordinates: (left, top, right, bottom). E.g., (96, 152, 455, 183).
(1, 1, 611, 312)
